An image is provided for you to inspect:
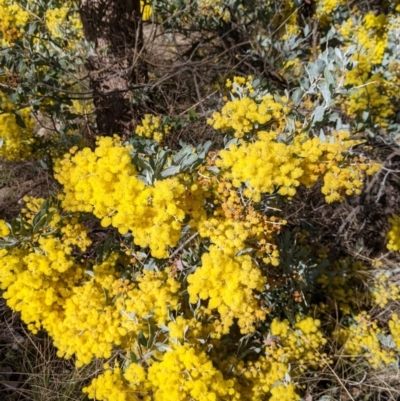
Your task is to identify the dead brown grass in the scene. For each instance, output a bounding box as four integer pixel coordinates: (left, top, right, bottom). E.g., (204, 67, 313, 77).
(0, 160, 57, 220)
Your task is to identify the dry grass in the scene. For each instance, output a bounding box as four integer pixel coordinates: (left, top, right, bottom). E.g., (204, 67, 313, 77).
(0, 160, 56, 220)
(299, 346, 400, 401)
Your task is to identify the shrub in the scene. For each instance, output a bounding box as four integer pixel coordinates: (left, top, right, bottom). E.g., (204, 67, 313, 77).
(1, 1, 400, 400)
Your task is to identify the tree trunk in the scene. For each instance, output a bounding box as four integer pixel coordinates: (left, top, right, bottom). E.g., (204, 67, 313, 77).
(79, 0, 146, 138)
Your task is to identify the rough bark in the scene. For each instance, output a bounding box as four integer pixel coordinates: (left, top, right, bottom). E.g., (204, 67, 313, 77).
(79, 0, 146, 138)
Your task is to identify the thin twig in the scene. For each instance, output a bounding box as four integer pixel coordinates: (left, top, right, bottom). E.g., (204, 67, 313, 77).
(376, 170, 391, 203)
(193, 72, 205, 114)
(169, 232, 199, 260)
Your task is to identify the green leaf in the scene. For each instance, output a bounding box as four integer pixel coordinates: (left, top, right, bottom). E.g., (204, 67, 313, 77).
(173, 146, 191, 164)
(319, 81, 331, 104)
(188, 108, 198, 121)
(307, 62, 319, 81)
(147, 321, 155, 348)
(138, 330, 148, 348)
(27, 22, 38, 36)
(197, 141, 212, 159)
(19, 219, 28, 235)
(160, 165, 181, 178)
(14, 112, 26, 129)
(181, 153, 199, 170)
(85, 270, 95, 278)
(324, 66, 335, 87)
(10, 219, 19, 235)
(32, 208, 46, 227)
(224, 137, 239, 149)
(130, 351, 138, 363)
(206, 166, 220, 174)
(40, 199, 48, 212)
(319, 129, 327, 142)
(312, 106, 325, 123)
(155, 342, 171, 352)
(104, 236, 112, 255)
(135, 156, 154, 174)
(377, 333, 396, 349)
(32, 215, 49, 234)
(235, 248, 253, 256)
(292, 88, 304, 106)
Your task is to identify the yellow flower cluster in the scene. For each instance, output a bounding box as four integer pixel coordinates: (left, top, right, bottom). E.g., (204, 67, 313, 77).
(0, 100, 35, 161)
(24, 195, 60, 227)
(19, 196, 93, 251)
(45, 4, 83, 50)
(195, 169, 285, 264)
(339, 12, 394, 126)
(321, 152, 380, 203)
(316, 0, 346, 17)
(147, 343, 239, 401)
(270, 384, 300, 401)
(317, 258, 367, 314)
(336, 312, 396, 369)
(55, 136, 190, 258)
(225, 76, 254, 91)
(387, 214, 400, 251)
(208, 81, 290, 138)
(0, 231, 332, 401)
(135, 114, 170, 143)
(388, 313, 400, 350)
(187, 246, 267, 334)
(341, 12, 388, 65)
(115, 268, 181, 339)
(0, 240, 328, 401)
(60, 218, 92, 252)
(83, 363, 149, 401)
(0, 240, 83, 335)
(282, 57, 302, 78)
(278, 1, 300, 41)
(244, 1, 298, 43)
(21, 196, 46, 218)
(196, 215, 281, 265)
(238, 356, 298, 401)
(0, 219, 10, 237)
(50, 257, 122, 366)
(345, 78, 393, 127)
(70, 98, 95, 116)
(54, 137, 136, 215)
(232, 316, 326, 401)
(216, 131, 303, 201)
(216, 130, 379, 203)
(51, 262, 181, 367)
(370, 272, 400, 308)
(268, 316, 327, 368)
(168, 315, 210, 343)
(197, 0, 230, 22)
(0, 222, 183, 367)
(0, 0, 30, 45)
(140, 0, 152, 21)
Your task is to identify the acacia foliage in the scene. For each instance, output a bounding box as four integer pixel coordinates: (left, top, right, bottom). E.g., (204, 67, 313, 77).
(1, 1, 400, 401)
